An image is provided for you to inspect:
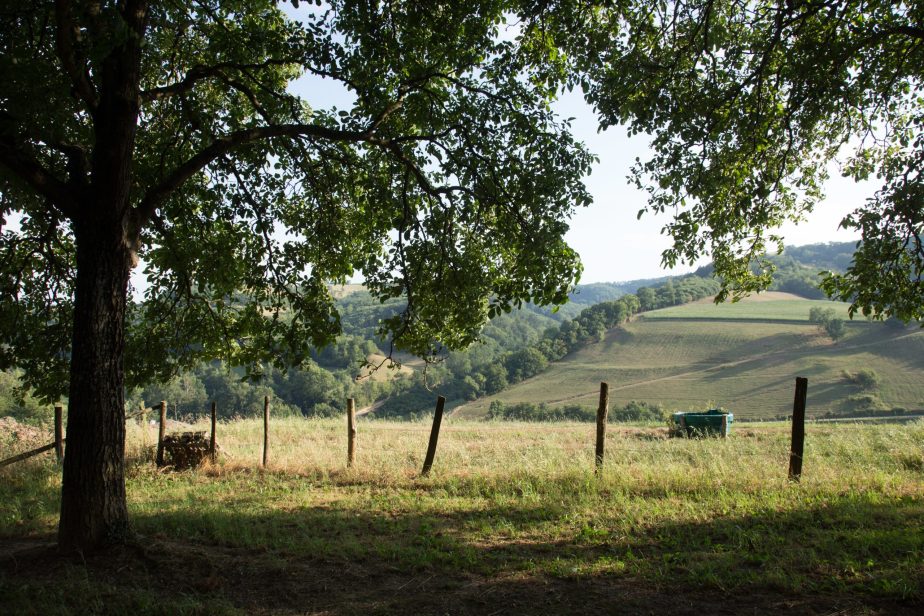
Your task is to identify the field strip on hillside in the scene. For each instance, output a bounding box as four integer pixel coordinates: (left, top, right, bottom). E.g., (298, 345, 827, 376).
(642, 297, 854, 321)
(479, 328, 924, 409)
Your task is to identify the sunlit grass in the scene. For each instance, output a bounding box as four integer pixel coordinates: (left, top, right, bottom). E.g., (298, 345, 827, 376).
(644, 297, 853, 321)
(2, 417, 922, 606)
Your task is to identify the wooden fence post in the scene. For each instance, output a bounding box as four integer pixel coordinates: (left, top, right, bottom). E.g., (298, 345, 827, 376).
(156, 400, 167, 466)
(788, 377, 808, 482)
(262, 395, 270, 467)
(421, 396, 446, 477)
(54, 404, 64, 462)
(210, 401, 217, 463)
(347, 398, 356, 468)
(595, 382, 609, 474)
(139, 401, 148, 446)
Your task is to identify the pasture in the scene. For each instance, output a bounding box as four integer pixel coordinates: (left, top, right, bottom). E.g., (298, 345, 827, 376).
(455, 306, 924, 419)
(644, 292, 855, 321)
(2, 417, 922, 614)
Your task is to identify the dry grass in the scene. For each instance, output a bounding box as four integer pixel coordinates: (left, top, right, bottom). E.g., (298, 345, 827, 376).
(119, 416, 924, 496)
(2, 418, 922, 614)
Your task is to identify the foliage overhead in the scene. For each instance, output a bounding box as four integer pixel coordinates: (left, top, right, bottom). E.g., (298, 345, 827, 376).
(541, 0, 924, 319)
(0, 0, 595, 402)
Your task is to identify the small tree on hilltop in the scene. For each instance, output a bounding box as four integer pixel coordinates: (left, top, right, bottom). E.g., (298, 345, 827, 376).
(809, 307, 836, 325)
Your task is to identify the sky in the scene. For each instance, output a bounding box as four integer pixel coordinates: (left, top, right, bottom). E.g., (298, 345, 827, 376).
(293, 70, 872, 285)
(280, 3, 873, 285)
(551, 89, 871, 283)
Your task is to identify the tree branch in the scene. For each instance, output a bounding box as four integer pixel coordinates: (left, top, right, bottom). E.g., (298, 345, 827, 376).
(0, 135, 78, 218)
(141, 60, 300, 102)
(136, 123, 371, 227)
(876, 24, 924, 42)
(136, 86, 414, 227)
(54, 0, 99, 110)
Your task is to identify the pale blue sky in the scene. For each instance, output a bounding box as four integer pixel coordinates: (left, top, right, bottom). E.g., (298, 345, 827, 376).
(293, 71, 870, 284)
(282, 3, 872, 285)
(551, 89, 869, 282)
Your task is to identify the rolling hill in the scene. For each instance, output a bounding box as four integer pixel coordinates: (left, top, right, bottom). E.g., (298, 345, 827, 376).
(453, 293, 924, 420)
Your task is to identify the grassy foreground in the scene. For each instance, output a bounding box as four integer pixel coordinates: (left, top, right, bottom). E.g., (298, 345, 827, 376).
(2, 417, 922, 614)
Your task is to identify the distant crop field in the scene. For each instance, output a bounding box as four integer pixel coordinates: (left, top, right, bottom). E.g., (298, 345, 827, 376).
(2, 418, 921, 614)
(327, 283, 366, 299)
(644, 295, 854, 321)
(456, 317, 924, 420)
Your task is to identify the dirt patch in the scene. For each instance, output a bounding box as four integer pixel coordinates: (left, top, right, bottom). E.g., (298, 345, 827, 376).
(2, 536, 918, 615)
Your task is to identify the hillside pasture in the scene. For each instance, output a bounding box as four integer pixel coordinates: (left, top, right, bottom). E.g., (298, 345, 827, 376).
(645, 292, 855, 321)
(456, 315, 924, 420)
(1, 417, 921, 614)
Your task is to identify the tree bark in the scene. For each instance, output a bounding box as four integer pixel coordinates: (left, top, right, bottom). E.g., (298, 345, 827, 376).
(57, 4, 147, 550)
(58, 215, 133, 551)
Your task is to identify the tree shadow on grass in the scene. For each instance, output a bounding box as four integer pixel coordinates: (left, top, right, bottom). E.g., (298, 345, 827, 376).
(0, 464, 924, 616)
(4, 478, 921, 615)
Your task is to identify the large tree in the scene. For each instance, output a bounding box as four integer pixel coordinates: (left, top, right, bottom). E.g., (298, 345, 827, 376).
(0, 0, 593, 551)
(538, 0, 923, 318)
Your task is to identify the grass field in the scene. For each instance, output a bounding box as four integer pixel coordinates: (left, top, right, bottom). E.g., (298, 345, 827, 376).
(455, 297, 924, 420)
(1, 417, 922, 614)
(644, 292, 855, 321)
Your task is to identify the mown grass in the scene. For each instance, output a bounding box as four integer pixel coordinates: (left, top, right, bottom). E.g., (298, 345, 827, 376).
(2, 417, 922, 614)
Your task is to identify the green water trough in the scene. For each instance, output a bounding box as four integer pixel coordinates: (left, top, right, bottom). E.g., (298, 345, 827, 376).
(671, 409, 733, 437)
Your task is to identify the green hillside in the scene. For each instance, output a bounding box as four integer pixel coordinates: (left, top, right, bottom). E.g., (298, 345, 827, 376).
(643, 292, 853, 321)
(454, 295, 924, 420)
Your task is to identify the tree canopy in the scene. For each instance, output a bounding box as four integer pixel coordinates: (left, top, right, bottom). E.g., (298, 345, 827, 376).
(551, 0, 923, 320)
(0, 0, 593, 549)
(0, 0, 596, 398)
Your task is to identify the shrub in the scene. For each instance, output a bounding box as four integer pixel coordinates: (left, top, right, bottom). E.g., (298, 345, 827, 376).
(825, 317, 847, 341)
(488, 400, 667, 422)
(610, 400, 667, 422)
(488, 401, 594, 421)
(842, 394, 887, 413)
(843, 369, 880, 391)
(809, 306, 836, 324)
(809, 307, 846, 340)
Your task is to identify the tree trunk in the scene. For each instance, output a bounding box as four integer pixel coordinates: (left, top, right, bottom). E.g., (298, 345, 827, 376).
(56, 5, 147, 552)
(58, 216, 134, 552)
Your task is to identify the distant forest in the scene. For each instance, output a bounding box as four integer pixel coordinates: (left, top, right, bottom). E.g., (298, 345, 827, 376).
(1, 242, 859, 423)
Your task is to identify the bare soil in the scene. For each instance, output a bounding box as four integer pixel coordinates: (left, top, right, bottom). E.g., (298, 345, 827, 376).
(1, 535, 918, 615)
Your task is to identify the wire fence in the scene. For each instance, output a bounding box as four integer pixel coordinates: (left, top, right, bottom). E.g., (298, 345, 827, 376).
(5, 376, 920, 480)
